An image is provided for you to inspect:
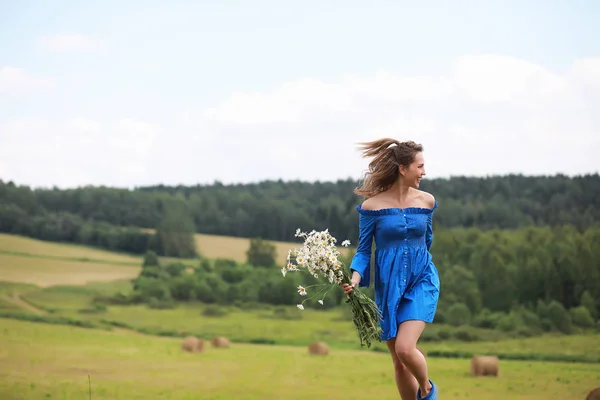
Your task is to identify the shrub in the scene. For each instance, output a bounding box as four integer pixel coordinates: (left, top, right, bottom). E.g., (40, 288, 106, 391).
(570, 306, 595, 328)
(419, 329, 441, 342)
(453, 326, 481, 342)
(437, 327, 452, 340)
(264, 306, 303, 320)
(472, 308, 504, 329)
(147, 297, 176, 309)
(202, 305, 228, 317)
(447, 302, 471, 326)
(546, 301, 573, 333)
(142, 251, 160, 267)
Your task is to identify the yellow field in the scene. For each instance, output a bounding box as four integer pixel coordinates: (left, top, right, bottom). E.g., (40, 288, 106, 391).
(0, 232, 349, 268)
(2, 318, 599, 400)
(0, 234, 141, 264)
(194, 233, 353, 266)
(194, 233, 301, 265)
(0, 253, 140, 287)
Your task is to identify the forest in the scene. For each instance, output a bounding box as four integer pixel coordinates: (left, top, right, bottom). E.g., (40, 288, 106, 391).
(1, 173, 598, 243)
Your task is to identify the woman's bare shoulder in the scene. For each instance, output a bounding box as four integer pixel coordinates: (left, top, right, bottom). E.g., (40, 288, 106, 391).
(415, 190, 436, 208)
(360, 195, 387, 210)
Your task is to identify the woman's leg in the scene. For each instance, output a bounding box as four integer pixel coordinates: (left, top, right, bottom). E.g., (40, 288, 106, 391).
(394, 320, 432, 397)
(386, 337, 418, 399)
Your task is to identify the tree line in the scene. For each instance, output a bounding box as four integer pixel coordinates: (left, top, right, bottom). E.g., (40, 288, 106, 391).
(1, 173, 598, 246)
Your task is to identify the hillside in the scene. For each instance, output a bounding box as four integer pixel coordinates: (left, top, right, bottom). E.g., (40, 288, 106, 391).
(0, 233, 301, 272)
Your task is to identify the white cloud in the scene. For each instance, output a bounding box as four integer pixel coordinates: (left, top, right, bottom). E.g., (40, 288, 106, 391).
(451, 55, 571, 110)
(1, 54, 599, 188)
(0, 118, 159, 188)
(38, 34, 108, 55)
(0, 67, 55, 95)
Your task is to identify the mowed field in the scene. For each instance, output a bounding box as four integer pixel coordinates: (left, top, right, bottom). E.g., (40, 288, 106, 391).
(1, 233, 600, 399)
(0, 232, 309, 268)
(193, 233, 303, 266)
(2, 318, 600, 400)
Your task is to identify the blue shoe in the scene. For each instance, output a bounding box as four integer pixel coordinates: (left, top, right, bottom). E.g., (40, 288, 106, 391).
(417, 379, 437, 400)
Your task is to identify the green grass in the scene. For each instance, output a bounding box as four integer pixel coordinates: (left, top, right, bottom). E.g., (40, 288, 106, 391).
(0, 234, 142, 264)
(21, 279, 133, 313)
(422, 334, 600, 362)
(14, 282, 600, 363)
(1, 318, 599, 400)
(0, 253, 140, 288)
(0, 231, 307, 267)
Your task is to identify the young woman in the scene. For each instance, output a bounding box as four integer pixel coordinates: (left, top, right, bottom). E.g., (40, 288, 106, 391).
(342, 138, 440, 400)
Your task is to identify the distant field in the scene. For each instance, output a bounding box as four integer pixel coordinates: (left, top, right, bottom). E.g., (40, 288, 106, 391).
(1, 318, 599, 400)
(0, 231, 353, 269)
(0, 253, 140, 287)
(194, 233, 304, 266)
(0, 234, 141, 265)
(153, 231, 349, 266)
(0, 232, 319, 267)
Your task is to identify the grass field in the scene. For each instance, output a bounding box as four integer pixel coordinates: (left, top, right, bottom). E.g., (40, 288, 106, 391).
(194, 233, 303, 266)
(1, 232, 600, 398)
(1, 318, 599, 400)
(11, 281, 600, 363)
(0, 232, 310, 267)
(0, 253, 140, 287)
(0, 234, 141, 265)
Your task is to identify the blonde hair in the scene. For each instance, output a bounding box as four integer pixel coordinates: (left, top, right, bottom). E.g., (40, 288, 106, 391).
(354, 138, 423, 198)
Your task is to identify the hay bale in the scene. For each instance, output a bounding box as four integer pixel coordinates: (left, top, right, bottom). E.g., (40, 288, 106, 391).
(211, 336, 230, 348)
(308, 341, 329, 355)
(181, 336, 204, 353)
(586, 387, 600, 400)
(470, 355, 499, 377)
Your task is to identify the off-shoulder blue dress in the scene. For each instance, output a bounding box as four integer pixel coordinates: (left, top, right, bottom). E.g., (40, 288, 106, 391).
(349, 201, 440, 341)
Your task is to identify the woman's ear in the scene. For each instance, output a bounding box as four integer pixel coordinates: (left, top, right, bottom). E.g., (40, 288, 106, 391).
(398, 165, 405, 176)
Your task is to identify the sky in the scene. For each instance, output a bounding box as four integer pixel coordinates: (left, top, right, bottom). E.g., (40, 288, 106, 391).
(1, 0, 599, 189)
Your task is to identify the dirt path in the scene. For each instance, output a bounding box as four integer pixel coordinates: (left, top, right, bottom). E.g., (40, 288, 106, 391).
(3, 294, 47, 315)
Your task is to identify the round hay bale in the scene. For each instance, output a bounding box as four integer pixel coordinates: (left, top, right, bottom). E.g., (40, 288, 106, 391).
(586, 387, 600, 400)
(308, 341, 329, 355)
(211, 336, 230, 348)
(470, 355, 499, 377)
(181, 336, 204, 353)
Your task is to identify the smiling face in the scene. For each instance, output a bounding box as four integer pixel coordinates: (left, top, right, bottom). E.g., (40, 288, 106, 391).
(399, 151, 426, 188)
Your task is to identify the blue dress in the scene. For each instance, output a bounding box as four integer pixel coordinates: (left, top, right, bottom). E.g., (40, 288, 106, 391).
(349, 200, 440, 341)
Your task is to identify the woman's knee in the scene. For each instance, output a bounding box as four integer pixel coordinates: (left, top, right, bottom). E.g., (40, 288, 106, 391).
(395, 342, 415, 362)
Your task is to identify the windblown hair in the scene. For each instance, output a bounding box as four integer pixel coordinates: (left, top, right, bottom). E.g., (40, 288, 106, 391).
(354, 138, 423, 198)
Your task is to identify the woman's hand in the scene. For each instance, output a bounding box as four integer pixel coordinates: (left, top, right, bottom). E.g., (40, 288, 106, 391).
(340, 272, 361, 299)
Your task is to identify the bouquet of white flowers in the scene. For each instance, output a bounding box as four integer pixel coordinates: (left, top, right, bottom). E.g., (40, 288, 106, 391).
(282, 228, 382, 348)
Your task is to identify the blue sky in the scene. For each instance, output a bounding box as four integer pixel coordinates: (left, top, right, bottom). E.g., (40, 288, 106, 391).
(1, 1, 599, 188)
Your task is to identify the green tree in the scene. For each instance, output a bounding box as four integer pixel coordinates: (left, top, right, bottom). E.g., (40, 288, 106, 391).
(143, 250, 159, 267)
(438, 265, 482, 314)
(446, 302, 472, 326)
(246, 237, 277, 267)
(155, 200, 197, 258)
(580, 290, 597, 320)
